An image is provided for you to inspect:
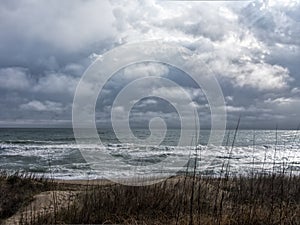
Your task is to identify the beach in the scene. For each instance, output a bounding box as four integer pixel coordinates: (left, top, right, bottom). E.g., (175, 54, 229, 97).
(1, 128, 300, 224)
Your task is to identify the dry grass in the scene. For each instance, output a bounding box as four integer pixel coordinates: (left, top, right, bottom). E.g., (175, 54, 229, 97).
(0, 171, 52, 223)
(6, 173, 297, 225)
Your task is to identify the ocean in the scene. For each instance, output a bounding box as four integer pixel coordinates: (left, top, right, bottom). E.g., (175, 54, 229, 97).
(0, 128, 299, 180)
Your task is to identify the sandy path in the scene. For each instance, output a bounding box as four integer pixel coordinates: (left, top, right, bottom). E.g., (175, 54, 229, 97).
(3, 190, 79, 225)
(3, 179, 113, 225)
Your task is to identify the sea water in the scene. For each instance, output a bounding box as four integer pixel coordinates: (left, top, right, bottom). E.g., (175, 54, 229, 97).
(0, 128, 299, 180)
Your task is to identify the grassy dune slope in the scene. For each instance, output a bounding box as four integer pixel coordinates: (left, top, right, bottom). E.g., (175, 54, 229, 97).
(1, 173, 299, 225)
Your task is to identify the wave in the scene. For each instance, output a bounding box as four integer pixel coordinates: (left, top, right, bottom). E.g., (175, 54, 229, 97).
(0, 140, 69, 145)
(0, 141, 300, 180)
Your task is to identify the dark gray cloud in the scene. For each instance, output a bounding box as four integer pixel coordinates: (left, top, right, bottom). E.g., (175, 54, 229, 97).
(0, 0, 299, 129)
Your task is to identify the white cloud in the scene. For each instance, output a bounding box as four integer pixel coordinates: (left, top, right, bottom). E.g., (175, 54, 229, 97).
(33, 73, 79, 95)
(226, 105, 246, 112)
(265, 97, 300, 105)
(63, 63, 85, 76)
(20, 100, 66, 112)
(259, 96, 300, 119)
(0, 67, 31, 90)
(110, 0, 294, 92)
(123, 62, 169, 79)
(225, 96, 234, 102)
(151, 86, 189, 103)
(0, 0, 116, 53)
(226, 62, 291, 91)
(134, 99, 157, 108)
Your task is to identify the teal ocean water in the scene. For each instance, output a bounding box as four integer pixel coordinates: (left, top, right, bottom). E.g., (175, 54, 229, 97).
(0, 128, 299, 179)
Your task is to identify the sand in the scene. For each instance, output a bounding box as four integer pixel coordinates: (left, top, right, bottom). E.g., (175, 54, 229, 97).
(3, 179, 113, 225)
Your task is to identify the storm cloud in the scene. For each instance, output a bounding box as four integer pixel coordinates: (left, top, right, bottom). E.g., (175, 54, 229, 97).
(0, 0, 299, 129)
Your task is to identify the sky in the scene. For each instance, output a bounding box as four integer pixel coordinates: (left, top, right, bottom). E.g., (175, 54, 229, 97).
(0, 0, 300, 129)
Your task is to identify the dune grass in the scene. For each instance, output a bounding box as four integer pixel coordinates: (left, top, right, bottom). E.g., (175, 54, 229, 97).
(2, 172, 296, 225)
(0, 171, 53, 223)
